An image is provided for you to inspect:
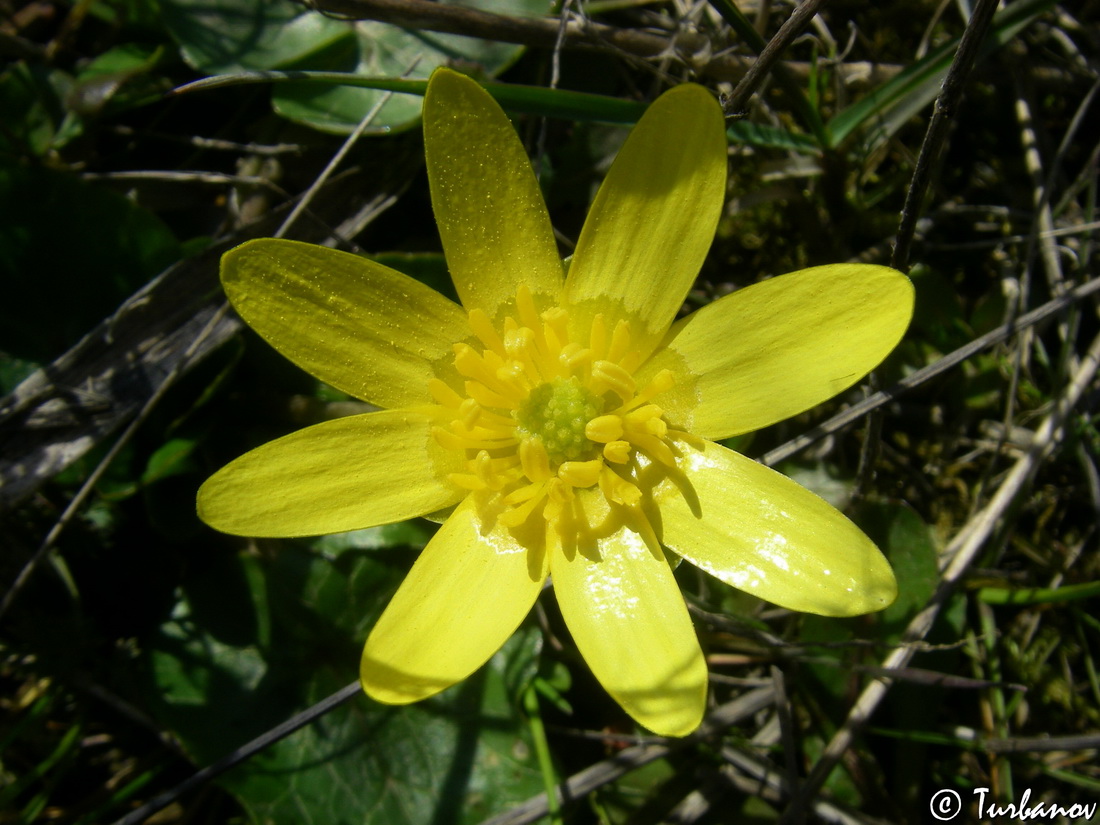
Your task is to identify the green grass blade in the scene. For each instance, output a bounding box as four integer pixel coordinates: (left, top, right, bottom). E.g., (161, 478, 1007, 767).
(827, 0, 1055, 149)
(706, 0, 829, 146)
(174, 72, 647, 123)
(175, 71, 818, 150)
(978, 579, 1100, 606)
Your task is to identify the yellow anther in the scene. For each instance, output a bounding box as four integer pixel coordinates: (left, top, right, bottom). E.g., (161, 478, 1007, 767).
(447, 472, 487, 491)
(515, 283, 544, 340)
(459, 398, 481, 429)
(428, 378, 464, 408)
(625, 404, 663, 424)
(630, 432, 677, 467)
(547, 477, 575, 505)
(607, 318, 633, 363)
(453, 344, 498, 387)
(432, 426, 516, 452)
(466, 380, 515, 410)
(591, 360, 636, 400)
(499, 485, 546, 526)
(468, 308, 506, 356)
(495, 360, 528, 387)
(599, 467, 642, 507)
(544, 478, 575, 524)
(471, 450, 494, 486)
(645, 417, 668, 437)
(504, 481, 542, 505)
(558, 459, 603, 488)
(541, 307, 569, 348)
(504, 326, 536, 358)
(603, 440, 632, 464)
(647, 369, 676, 396)
(589, 313, 606, 357)
(519, 438, 553, 482)
(559, 343, 591, 370)
(585, 414, 623, 443)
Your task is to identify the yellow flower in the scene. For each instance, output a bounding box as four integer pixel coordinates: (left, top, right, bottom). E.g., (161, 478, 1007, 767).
(197, 68, 914, 736)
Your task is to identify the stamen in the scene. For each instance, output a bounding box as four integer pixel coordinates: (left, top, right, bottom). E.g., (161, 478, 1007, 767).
(519, 438, 553, 482)
(607, 319, 632, 363)
(558, 459, 602, 488)
(515, 284, 547, 353)
(499, 484, 547, 527)
(468, 308, 506, 356)
(432, 426, 517, 452)
(541, 307, 570, 351)
(585, 415, 623, 443)
(599, 466, 642, 507)
(618, 369, 676, 412)
(627, 431, 677, 467)
(429, 378, 464, 408)
(447, 472, 487, 491)
(465, 380, 516, 410)
(589, 313, 606, 358)
(603, 440, 631, 464)
(432, 283, 691, 538)
(459, 398, 481, 429)
(559, 343, 591, 371)
(591, 360, 636, 400)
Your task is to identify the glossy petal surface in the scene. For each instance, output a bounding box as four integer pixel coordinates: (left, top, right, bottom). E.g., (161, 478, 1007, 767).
(565, 84, 727, 358)
(222, 239, 469, 409)
(425, 69, 564, 319)
(197, 410, 463, 537)
(551, 503, 707, 736)
(642, 264, 914, 440)
(361, 495, 549, 702)
(653, 440, 897, 616)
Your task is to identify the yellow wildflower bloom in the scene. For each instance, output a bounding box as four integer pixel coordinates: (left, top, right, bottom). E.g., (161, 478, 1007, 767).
(198, 68, 914, 736)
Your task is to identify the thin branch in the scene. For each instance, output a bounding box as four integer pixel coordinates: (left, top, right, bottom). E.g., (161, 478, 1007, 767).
(761, 275, 1100, 468)
(110, 682, 363, 825)
(891, 0, 1003, 272)
(476, 687, 776, 825)
(723, 0, 828, 115)
(780, 329, 1100, 823)
(301, 0, 898, 86)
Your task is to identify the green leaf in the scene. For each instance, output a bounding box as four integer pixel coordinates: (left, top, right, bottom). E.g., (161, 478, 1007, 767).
(67, 43, 169, 118)
(0, 62, 74, 156)
(312, 520, 436, 555)
(856, 501, 940, 644)
(143, 438, 199, 485)
(161, 0, 545, 133)
(144, 543, 543, 824)
(160, 0, 350, 74)
(827, 0, 1055, 150)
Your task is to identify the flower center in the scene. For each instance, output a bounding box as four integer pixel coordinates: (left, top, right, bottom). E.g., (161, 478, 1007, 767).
(429, 284, 689, 537)
(515, 377, 600, 464)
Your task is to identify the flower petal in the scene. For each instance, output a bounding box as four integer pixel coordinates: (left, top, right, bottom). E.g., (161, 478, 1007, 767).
(222, 238, 469, 409)
(424, 68, 564, 319)
(361, 495, 549, 703)
(652, 440, 896, 616)
(643, 264, 914, 440)
(197, 410, 463, 537)
(565, 84, 727, 357)
(550, 508, 707, 736)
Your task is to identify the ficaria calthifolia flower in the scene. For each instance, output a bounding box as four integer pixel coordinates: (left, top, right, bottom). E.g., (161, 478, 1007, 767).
(198, 68, 914, 736)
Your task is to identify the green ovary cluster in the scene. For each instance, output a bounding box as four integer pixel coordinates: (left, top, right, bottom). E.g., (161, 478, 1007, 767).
(515, 377, 601, 464)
